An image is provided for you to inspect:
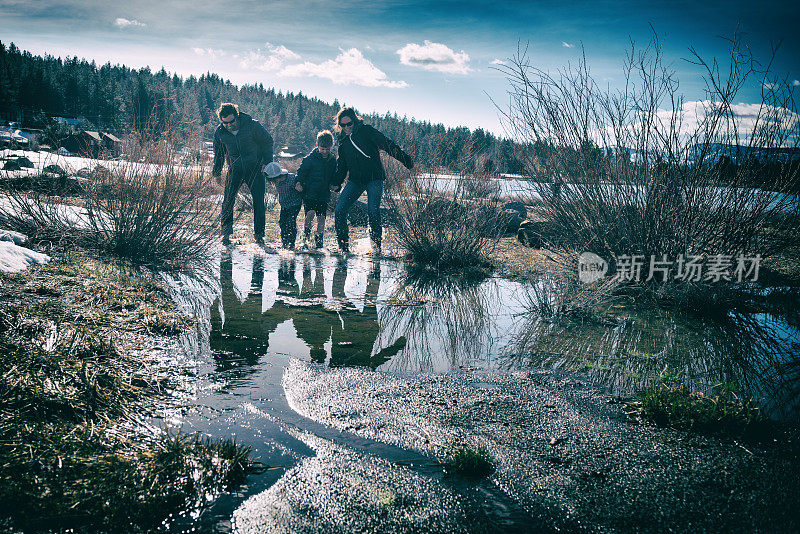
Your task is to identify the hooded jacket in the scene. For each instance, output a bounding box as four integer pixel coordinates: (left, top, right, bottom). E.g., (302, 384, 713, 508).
(212, 113, 274, 177)
(296, 148, 336, 202)
(332, 121, 412, 187)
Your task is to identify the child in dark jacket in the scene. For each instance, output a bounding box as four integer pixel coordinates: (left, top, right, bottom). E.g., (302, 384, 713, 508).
(265, 162, 302, 249)
(296, 131, 337, 249)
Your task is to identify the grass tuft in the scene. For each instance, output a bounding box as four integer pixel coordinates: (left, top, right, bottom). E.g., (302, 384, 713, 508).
(441, 445, 495, 477)
(0, 250, 250, 532)
(628, 381, 772, 441)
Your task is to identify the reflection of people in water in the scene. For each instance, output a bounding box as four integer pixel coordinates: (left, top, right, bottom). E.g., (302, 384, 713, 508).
(213, 252, 405, 374)
(291, 258, 340, 364)
(291, 258, 406, 369)
(210, 255, 296, 377)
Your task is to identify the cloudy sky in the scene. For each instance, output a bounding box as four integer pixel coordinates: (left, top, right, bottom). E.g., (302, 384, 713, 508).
(1, 0, 798, 134)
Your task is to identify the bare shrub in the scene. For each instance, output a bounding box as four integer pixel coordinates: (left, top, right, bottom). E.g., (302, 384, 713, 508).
(84, 125, 219, 266)
(384, 134, 506, 271)
(1, 123, 219, 267)
(498, 32, 800, 285)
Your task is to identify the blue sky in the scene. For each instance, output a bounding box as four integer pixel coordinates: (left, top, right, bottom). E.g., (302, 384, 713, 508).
(1, 0, 798, 135)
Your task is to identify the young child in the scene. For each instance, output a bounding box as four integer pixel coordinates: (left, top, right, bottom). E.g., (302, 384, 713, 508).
(295, 130, 337, 249)
(264, 161, 302, 249)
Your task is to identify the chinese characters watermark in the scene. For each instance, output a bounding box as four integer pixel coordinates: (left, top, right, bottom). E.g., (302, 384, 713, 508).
(579, 253, 761, 283)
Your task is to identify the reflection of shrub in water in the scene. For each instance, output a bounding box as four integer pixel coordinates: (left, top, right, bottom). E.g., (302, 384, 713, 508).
(523, 273, 619, 322)
(379, 273, 494, 371)
(510, 281, 800, 419)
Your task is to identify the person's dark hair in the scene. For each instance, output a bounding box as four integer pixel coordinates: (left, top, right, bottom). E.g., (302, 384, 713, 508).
(334, 107, 361, 133)
(217, 102, 239, 120)
(316, 130, 334, 148)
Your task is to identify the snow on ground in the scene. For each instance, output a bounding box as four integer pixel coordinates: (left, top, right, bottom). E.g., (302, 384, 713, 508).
(0, 195, 93, 229)
(0, 238, 49, 273)
(1, 149, 204, 178)
(0, 229, 27, 245)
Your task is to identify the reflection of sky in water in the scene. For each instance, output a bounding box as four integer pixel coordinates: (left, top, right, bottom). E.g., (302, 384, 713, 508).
(162, 249, 800, 420)
(512, 281, 800, 420)
(164, 250, 531, 375)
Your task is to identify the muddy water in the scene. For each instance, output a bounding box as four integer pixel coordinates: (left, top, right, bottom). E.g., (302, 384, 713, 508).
(160, 248, 800, 531)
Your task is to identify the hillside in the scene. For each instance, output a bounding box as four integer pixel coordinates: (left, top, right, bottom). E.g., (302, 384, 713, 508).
(0, 42, 524, 173)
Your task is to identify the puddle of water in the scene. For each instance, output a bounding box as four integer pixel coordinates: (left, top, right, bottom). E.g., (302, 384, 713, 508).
(158, 247, 800, 529)
(510, 281, 800, 420)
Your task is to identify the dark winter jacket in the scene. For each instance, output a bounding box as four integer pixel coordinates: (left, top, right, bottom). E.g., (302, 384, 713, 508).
(332, 122, 413, 187)
(274, 173, 303, 209)
(296, 148, 336, 202)
(212, 113, 273, 177)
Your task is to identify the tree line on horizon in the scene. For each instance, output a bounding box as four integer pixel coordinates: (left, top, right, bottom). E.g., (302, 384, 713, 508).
(0, 41, 527, 174)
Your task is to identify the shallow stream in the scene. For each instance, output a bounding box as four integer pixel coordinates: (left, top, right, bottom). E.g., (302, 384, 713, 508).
(160, 247, 800, 531)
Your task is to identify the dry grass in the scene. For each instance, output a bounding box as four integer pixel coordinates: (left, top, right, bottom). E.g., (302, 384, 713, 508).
(0, 250, 252, 532)
(1, 126, 220, 268)
(385, 136, 506, 271)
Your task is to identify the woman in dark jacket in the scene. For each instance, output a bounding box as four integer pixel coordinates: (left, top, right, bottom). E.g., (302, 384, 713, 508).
(330, 107, 413, 253)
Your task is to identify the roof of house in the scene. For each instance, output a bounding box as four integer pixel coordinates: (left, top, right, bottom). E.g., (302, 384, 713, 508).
(102, 132, 122, 143)
(83, 131, 103, 142)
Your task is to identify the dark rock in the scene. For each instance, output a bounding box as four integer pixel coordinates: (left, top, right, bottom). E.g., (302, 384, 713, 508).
(474, 202, 526, 236)
(42, 164, 66, 176)
(500, 201, 527, 234)
(503, 201, 527, 220)
(90, 165, 112, 180)
(517, 219, 550, 248)
(344, 199, 398, 227)
(16, 156, 35, 168)
(75, 167, 93, 178)
(2, 160, 21, 171)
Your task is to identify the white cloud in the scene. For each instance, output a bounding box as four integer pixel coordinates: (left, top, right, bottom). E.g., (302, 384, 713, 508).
(240, 43, 300, 71)
(279, 48, 407, 88)
(648, 100, 800, 144)
(793, 80, 800, 86)
(562, 41, 574, 48)
(491, 58, 506, 66)
(193, 47, 226, 60)
(397, 41, 471, 74)
(114, 17, 145, 28)
(590, 99, 800, 148)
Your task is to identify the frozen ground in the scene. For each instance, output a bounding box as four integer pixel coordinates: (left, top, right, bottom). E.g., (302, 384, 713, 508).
(1, 148, 202, 177)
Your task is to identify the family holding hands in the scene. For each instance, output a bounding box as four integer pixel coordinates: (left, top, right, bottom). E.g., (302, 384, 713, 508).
(211, 102, 413, 254)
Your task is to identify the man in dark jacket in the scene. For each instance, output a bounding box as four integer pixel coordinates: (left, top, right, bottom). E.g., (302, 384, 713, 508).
(330, 107, 413, 253)
(211, 102, 274, 245)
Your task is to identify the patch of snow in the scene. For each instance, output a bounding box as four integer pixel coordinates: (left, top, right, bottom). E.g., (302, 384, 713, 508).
(0, 241, 49, 273)
(1, 148, 206, 179)
(0, 229, 27, 245)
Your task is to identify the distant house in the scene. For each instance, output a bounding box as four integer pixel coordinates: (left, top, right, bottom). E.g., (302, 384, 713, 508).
(0, 128, 29, 148)
(276, 145, 305, 163)
(61, 130, 105, 158)
(101, 132, 122, 156)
